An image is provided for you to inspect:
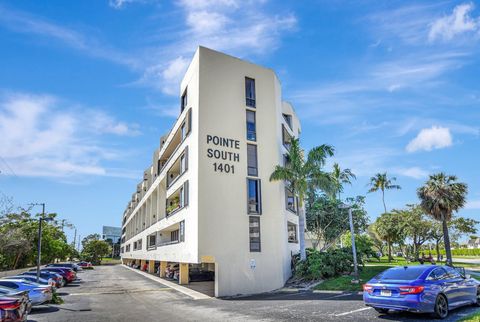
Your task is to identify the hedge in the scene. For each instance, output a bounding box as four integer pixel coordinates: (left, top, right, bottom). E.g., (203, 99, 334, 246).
(437, 248, 480, 256)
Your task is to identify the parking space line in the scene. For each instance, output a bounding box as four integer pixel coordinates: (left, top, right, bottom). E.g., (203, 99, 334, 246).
(122, 265, 212, 300)
(334, 307, 371, 316)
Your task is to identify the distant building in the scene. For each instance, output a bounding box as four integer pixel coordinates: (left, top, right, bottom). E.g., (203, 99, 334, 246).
(467, 237, 480, 249)
(102, 226, 122, 244)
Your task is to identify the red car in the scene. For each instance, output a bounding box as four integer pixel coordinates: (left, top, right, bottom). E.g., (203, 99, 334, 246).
(0, 296, 29, 322)
(77, 261, 93, 269)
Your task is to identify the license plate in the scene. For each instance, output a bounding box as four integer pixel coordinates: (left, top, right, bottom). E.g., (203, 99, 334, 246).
(380, 290, 392, 297)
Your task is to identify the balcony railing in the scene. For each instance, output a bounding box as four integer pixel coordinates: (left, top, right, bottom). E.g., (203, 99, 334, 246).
(157, 240, 179, 247)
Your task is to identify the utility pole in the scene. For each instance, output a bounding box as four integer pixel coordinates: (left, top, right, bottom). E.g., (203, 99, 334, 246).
(30, 203, 50, 283)
(73, 229, 77, 248)
(77, 235, 81, 252)
(340, 203, 359, 283)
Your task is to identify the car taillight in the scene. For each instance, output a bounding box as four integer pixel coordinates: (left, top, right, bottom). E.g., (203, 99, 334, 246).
(363, 284, 374, 294)
(0, 301, 21, 310)
(399, 286, 424, 295)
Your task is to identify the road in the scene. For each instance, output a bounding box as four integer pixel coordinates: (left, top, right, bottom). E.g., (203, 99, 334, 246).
(30, 265, 479, 322)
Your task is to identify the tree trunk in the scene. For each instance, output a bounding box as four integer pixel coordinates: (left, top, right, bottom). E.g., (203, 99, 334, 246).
(382, 189, 387, 214)
(435, 240, 441, 262)
(442, 219, 453, 266)
(298, 205, 306, 261)
(387, 241, 392, 262)
(12, 252, 22, 270)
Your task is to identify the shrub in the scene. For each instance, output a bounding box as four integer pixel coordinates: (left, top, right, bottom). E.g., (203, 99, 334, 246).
(437, 248, 480, 256)
(295, 248, 356, 280)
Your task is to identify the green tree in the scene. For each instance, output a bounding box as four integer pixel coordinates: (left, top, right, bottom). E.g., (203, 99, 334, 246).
(374, 212, 405, 262)
(270, 138, 334, 260)
(367, 222, 386, 256)
(331, 163, 356, 200)
(367, 172, 401, 213)
(396, 205, 433, 260)
(417, 173, 468, 266)
(81, 239, 111, 265)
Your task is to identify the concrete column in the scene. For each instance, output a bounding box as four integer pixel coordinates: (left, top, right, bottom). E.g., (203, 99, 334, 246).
(148, 260, 155, 274)
(179, 263, 189, 285)
(159, 261, 167, 278)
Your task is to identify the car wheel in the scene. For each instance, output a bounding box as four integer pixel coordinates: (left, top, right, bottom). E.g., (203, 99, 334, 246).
(432, 294, 448, 319)
(374, 308, 389, 314)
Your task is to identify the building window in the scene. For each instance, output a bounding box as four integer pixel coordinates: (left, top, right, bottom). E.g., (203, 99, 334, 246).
(147, 234, 156, 250)
(137, 238, 142, 250)
(133, 241, 137, 250)
(181, 88, 187, 113)
(285, 188, 297, 213)
(166, 181, 189, 216)
(247, 144, 258, 176)
(282, 125, 292, 150)
(246, 110, 256, 141)
(245, 77, 256, 107)
(249, 216, 261, 252)
(288, 222, 298, 243)
(247, 179, 261, 214)
(126, 244, 130, 252)
(171, 229, 179, 242)
(283, 113, 292, 130)
(179, 220, 185, 242)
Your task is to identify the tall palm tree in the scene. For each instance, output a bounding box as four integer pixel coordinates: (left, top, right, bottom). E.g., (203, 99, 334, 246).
(368, 172, 401, 213)
(331, 163, 356, 200)
(270, 138, 334, 260)
(417, 173, 468, 266)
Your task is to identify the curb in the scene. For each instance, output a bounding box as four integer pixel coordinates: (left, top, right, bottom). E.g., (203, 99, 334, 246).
(122, 265, 212, 300)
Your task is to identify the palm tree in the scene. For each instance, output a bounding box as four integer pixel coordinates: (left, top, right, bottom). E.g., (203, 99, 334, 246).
(367, 172, 401, 213)
(417, 173, 468, 266)
(331, 163, 356, 200)
(270, 138, 334, 260)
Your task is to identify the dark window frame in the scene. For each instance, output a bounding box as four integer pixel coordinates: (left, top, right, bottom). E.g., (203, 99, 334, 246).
(247, 178, 262, 215)
(246, 110, 256, 141)
(285, 187, 297, 214)
(245, 77, 256, 107)
(287, 222, 298, 243)
(181, 87, 187, 113)
(249, 216, 261, 252)
(247, 144, 258, 177)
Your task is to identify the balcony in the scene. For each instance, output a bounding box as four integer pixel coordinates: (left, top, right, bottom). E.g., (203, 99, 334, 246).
(166, 181, 188, 217)
(157, 221, 184, 246)
(282, 124, 292, 150)
(167, 148, 188, 188)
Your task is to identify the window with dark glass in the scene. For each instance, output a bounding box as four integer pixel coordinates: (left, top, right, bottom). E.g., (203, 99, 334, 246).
(285, 188, 296, 213)
(247, 179, 261, 214)
(181, 88, 187, 113)
(171, 229, 179, 242)
(179, 220, 185, 242)
(283, 113, 292, 129)
(147, 234, 156, 250)
(288, 222, 298, 243)
(282, 125, 292, 150)
(246, 110, 256, 141)
(249, 216, 261, 252)
(247, 144, 258, 176)
(245, 77, 256, 107)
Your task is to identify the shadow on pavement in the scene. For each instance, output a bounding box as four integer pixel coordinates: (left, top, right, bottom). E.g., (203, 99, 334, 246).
(376, 305, 478, 321)
(223, 290, 362, 301)
(30, 306, 60, 315)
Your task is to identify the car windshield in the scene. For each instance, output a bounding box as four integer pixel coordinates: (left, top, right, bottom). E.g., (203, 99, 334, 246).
(375, 267, 427, 280)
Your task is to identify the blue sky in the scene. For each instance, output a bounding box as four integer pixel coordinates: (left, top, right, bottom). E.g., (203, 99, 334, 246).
(0, 0, 479, 244)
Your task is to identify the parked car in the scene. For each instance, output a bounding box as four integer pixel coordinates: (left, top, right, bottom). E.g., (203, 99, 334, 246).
(363, 265, 480, 319)
(0, 280, 52, 306)
(189, 268, 214, 282)
(20, 271, 64, 288)
(46, 263, 81, 272)
(30, 267, 76, 284)
(0, 287, 30, 313)
(77, 261, 93, 269)
(0, 296, 30, 322)
(2, 276, 55, 289)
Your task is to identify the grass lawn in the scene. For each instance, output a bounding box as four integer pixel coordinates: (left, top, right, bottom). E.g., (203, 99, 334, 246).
(314, 257, 480, 292)
(367, 257, 480, 269)
(314, 266, 388, 292)
(458, 311, 480, 322)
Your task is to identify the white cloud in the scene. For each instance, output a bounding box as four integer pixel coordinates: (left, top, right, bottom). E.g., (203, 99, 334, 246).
(465, 200, 480, 209)
(137, 0, 297, 94)
(406, 126, 453, 152)
(0, 92, 139, 178)
(429, 2, 480, 42)
(393, 166, 429, 179)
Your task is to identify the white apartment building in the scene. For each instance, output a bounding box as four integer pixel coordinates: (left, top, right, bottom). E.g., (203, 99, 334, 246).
(120, 46, 301, 297)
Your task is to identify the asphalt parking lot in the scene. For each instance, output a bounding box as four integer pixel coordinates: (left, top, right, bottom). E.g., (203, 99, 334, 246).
(30, 265, 480, 322)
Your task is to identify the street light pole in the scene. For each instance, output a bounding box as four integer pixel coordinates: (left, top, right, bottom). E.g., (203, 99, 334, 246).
(347, 206, 359, 282)
(35, 203, 46, 283)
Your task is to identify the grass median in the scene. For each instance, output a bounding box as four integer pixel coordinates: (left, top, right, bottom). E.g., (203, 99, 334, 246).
(314, 256, 480, 292)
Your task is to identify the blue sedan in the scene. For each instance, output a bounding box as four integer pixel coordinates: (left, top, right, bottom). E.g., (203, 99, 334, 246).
(363, 265, 480, 319)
